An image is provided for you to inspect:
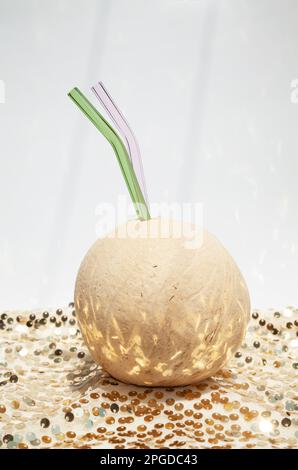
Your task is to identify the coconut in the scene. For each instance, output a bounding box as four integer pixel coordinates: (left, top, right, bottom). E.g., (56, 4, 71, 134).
(75, 218, 250, 386)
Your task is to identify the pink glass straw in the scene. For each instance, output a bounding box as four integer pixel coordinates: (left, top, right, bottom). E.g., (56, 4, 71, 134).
(91, 82, 148, 204)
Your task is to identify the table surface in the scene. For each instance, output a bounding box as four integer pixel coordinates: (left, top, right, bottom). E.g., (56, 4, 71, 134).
(0, 305, 297, 449)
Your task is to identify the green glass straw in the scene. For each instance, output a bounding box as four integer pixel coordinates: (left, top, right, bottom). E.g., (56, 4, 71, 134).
(68, 87, 150, 221)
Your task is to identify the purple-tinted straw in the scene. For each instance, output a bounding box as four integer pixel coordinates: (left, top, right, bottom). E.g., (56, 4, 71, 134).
(91, 82, 148, 204)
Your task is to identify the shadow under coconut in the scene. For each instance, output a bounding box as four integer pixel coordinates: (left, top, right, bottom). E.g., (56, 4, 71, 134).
(67, 350, 230, 405)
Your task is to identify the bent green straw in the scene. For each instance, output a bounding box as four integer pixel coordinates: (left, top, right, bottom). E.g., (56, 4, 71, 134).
(68, 87, 150, 221)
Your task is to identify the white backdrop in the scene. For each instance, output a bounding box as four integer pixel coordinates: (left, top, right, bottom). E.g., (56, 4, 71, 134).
(0, 0, 297, 310)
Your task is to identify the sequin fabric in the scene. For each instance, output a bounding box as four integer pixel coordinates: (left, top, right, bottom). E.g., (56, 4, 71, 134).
(0, 305, 297, 449)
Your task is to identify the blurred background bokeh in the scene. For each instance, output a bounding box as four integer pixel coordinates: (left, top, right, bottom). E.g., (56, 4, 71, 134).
(0, 0, 297, 310)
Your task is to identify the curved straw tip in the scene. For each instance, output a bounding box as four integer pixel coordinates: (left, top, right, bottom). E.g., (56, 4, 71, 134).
(67, 87, 79, 98)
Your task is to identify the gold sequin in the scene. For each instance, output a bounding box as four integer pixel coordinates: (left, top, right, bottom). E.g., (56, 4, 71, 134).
(92, 407, 100, 416)
(97, 427, 107, 433)
(105, 416, 115, 425)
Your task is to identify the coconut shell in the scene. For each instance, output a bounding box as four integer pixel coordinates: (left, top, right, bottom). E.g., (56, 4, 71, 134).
(75, 218, 250, 386)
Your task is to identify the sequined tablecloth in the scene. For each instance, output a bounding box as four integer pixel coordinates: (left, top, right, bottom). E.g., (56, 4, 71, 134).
(0, 305, 297, 449)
